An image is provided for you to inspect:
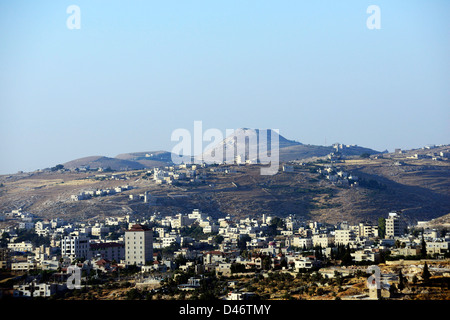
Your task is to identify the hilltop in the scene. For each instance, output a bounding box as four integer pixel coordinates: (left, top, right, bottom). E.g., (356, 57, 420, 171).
(57, 129, 381, 172)
(62, 151, 174, 171)
(199, 128, 380, 163)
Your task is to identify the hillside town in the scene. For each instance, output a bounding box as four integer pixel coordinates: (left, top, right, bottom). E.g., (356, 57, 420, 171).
(1, 204, 449, 300)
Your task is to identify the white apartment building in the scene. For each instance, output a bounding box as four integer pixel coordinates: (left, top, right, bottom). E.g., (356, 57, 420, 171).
(125, 224, 153, 266)
(91, 224, 110, 237)
(170, 214, 193, 229)
(357, 223, 379, 238)
(162, 233, 180, 248)
(61, 235, 90, 260)
(188, 209, 206, 222)
(18, 222, 35, 230)
(35, 221, 50, 231)
(291, 236, 313, 249)
(13, 283, 58, 297)
(203, 223, 219, 233)
(351, 249, 380, 263)
(8, 241, 34, 253)
(11, 261, 36, 271)
(386, 212, 407, 238)
(426, 240, 449, 255)
(293, 257, 315, 270)
(334, 229, 356, 246)
(312, 234, 334, 248)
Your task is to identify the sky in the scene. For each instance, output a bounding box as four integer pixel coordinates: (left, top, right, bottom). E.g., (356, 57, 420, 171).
(0, 0, 449, 174)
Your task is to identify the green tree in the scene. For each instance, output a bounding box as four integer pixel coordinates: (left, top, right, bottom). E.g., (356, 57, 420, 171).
(0, 232, 10, 248)
(231, 263, 246, 274)
(422, 262, 431, 282)
(213, 235, 224, 245)
(341, 244, 353, 266)
(420, 234, 427, 258)
(378, 217, 386, 239)
(262, 255, 272, 270)
(314, 245, 323, 261)
(238, 234, 251, 252)
(51, 164, 64, 171)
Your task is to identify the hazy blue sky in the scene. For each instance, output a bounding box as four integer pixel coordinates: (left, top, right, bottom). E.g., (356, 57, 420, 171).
(0, 0, 449, 174)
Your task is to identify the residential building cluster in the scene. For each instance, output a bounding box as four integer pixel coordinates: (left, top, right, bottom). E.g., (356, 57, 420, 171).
(151, 163, 208, 185)
(1, 206, 449, 299)
(70, 185, 133, 201)
(316, 165, 359, 187)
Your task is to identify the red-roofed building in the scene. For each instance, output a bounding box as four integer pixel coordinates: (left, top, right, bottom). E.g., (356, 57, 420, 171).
(94, 259, 111, 271)
(89, 242, 124, 262)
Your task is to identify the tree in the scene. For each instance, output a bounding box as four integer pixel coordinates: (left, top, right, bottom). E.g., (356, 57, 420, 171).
(420, 234, 427, 258)
(378, 218, 386, 239)
(280, 258, 288, 269)
(262, 255, 272, 270)
(267, 217, 284, 236)
(51, 164, 64, 171)
(231, 263, 246, 274)
(341, 244, 353, 266)
(238, 234, 251, 252)
(213, 235, 224, 245)
(422, 262, 431, 282)
(360, 153, 370, 159)
(0, 232, 10, 248)
(314, 245, 323, 261)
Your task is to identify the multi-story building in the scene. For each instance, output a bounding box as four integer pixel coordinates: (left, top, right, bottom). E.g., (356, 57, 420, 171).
(125, 224, 153, 266)
(426, 240, 449, 256)
(13, 282, 60, 297)
(334, 229, 356, 246)
(61, 235, 90, 260)
(351, 249, 380, 263)
(89, 242, 125, 261)
(357, 223, 379, 238)
(291, 236, 313, 249)
(170, 214, 193, 229)
(188, 209, 206, 222)
(7, 241, 34, 253)
(312, 234, 334, 248)
(293, 257, 316, 270)
(385, 212, 407, 238)
(162, 233, 180, 248)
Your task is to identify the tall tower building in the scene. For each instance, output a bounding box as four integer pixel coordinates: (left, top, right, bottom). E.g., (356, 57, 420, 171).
(385, 212, 406, 238)
(125, 224, 153, 266)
